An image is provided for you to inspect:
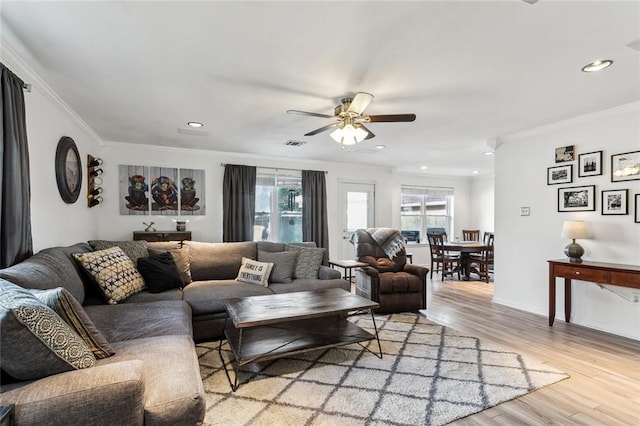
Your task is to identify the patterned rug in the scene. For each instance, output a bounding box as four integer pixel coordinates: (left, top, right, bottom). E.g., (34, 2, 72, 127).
(197, 313, 568, 425)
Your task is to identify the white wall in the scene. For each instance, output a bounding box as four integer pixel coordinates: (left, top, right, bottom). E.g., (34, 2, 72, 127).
(495, 102, 640, 340)
(470, 174, 495, 234)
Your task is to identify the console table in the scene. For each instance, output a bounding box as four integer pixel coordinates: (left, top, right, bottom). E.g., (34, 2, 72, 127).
(548, 259, 640, 326)
(133, 231, 192, 242)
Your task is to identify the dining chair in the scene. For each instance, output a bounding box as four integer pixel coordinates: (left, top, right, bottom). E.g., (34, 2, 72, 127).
(462, 229, 480, 241)
(427, 233, 460, 280)
(471, 233, 494, 283)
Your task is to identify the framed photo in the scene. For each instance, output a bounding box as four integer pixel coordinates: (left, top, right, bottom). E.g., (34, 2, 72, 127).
(558, 185, 596, 212)
(555, 145, 575, 163)
(547, 164, 572, 185)
(635, 194, 640, 223)
(611, 151, 640, 182)
(55, 136, 82, 204)
(601, 189, 628, 215)
(578, 151, 603, 177)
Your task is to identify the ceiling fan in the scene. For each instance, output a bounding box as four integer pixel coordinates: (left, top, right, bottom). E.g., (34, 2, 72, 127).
(287, 92, 416, 146)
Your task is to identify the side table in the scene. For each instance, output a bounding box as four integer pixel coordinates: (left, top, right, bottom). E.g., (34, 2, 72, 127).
(329, 260, 368, 283)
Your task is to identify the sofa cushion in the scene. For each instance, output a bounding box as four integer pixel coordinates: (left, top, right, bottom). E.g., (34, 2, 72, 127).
(30, 287, 114, 359)
(84, 300, 193, 342)
(185, 241, 256, 281)
(98, 335, 205, 425)
(269, 278, 351, 294)
(88, 240, 148, 265)
(147, 245, 192, 285)
(183, 280, 273, 316)
(285, 244, 325, 279)
(258, 250, 297, 283)
(236, 257, 273, 286)
(0, 243, 93, 304)
(0, 279, 96, 380)
(137, 252, 183, 293)
(73, 247, 146, 304)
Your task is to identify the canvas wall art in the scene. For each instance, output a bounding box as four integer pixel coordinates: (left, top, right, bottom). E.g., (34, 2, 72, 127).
(119, 165, 149, 215)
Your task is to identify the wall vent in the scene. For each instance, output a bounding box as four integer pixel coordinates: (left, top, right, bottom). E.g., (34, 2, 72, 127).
(284, 140, 307, 146)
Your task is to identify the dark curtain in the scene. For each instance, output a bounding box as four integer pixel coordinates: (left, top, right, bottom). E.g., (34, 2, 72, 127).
(1, 63, 32, 268)
(302, 170, 329, 250)
(222, 164, 256, 242)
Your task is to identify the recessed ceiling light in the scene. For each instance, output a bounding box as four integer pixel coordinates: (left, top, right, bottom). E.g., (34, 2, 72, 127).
(375, 145, 386, 150)
(187, 121, 204, 128)
(472, 170, 479, 174)
(483, 151, 494, 156)
(420, 166, 428, 170)
(581, 60, 613, 72)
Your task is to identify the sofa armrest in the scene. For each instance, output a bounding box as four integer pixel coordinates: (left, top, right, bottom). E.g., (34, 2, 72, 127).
(317, 265, 341, 280)
(0, 360, 145, 426)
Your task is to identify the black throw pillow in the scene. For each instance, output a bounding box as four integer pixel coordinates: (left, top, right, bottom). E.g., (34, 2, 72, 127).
(137, 252, 183, 293)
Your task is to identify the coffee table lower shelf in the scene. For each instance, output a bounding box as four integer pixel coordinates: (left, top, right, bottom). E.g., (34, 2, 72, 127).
(219, 316, 382, 391)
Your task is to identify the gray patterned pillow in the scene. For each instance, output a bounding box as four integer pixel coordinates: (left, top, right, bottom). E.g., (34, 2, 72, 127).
(73, 247, 146, 304)
(285, 245, 325, 279)
(0, 279, 96, 380)
(30, 287, 114, 359)
(258, 250, 298, 284)
(88, 240, 148, 265)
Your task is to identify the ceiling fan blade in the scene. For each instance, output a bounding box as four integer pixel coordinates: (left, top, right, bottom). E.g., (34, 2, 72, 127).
(346, 92, 374, 115)
(304, 122, 340, 136)
(366, 113, 416, 122)
(287, 110, 335, 119)
(359, 124, 375, 140)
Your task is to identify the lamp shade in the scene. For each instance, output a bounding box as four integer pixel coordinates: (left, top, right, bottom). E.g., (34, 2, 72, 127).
(560, 220, 590, 240)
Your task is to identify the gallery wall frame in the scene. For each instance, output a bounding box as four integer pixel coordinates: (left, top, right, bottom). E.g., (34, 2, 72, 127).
(557, 185, 596, 212)
(578, 150, 603, 177)
(555, 145, 575, 163)
(611, 150, 640, 182)
(547, 164, 572, 185)
(601, 189, 628, 215)
(635, 194, 640, 223)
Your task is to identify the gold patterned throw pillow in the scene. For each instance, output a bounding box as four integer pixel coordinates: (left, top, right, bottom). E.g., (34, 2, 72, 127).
(73, 246, 146, 304)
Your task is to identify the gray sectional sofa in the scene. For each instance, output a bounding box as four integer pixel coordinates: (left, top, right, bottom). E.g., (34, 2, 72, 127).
(0, 239, 348, 425)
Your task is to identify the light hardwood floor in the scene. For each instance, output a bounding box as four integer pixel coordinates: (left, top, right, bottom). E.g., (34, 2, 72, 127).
(424, 279, 640, 425)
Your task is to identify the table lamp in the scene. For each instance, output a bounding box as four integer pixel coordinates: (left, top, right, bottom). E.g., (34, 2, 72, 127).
(560, 220, 591, 262)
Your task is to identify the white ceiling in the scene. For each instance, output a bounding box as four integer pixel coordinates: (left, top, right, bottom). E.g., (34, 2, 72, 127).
(1, 1, 639, 177)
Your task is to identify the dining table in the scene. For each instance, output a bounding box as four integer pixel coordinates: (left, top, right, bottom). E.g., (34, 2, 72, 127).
(441, 241, 488, 281)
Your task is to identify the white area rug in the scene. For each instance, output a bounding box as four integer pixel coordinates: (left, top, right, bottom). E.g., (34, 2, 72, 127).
(197, 313, 568, 425)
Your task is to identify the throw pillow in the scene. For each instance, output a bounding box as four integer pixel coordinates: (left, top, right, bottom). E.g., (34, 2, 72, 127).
(73, 246, 146, 304)
(137, 252, 184, 293)
(236, 257, 273, 287)
(147, 245, 192, 285)
(30, 287, 114, 359)
(0, 279, 96, 380)
(88, 240, 148, 265)
(285, 245, 325, 279)
(257, 250, 298, 284)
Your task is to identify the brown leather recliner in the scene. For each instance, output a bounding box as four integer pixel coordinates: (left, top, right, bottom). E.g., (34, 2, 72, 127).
(352, 228, 429, 313)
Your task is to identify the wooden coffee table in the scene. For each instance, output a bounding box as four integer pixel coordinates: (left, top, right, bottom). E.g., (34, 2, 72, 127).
(218, 288, 381, 391)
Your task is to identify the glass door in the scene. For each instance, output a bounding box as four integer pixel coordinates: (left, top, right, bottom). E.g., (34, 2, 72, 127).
(339, 182, 375, 260)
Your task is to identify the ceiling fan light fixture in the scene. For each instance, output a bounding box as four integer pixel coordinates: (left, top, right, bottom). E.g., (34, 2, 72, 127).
(330, 120, 367, 146)
(581, 59, 613, 72)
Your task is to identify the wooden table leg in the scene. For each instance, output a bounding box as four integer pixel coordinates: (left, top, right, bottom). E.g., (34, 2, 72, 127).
(549, 266, 555, 326)
(564, 278, 572, 323)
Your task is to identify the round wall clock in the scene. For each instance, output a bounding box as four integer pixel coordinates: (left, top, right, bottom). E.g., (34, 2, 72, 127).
(55, 136, 82, 203)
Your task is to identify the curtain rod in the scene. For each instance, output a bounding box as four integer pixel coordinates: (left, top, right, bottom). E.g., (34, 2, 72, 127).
(22, 83, 31, 92)
(220, 163, 327, 174)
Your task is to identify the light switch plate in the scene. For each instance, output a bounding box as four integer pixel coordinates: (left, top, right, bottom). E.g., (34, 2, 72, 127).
(520, 207, 530, 216)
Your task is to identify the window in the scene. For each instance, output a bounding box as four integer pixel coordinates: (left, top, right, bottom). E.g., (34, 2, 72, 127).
(400, 186, 454, 243)
(255, 169, 302, 242)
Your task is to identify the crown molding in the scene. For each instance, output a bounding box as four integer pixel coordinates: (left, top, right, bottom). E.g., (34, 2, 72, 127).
(496, 101, 640, 145)
(0, 38, 103, 145)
